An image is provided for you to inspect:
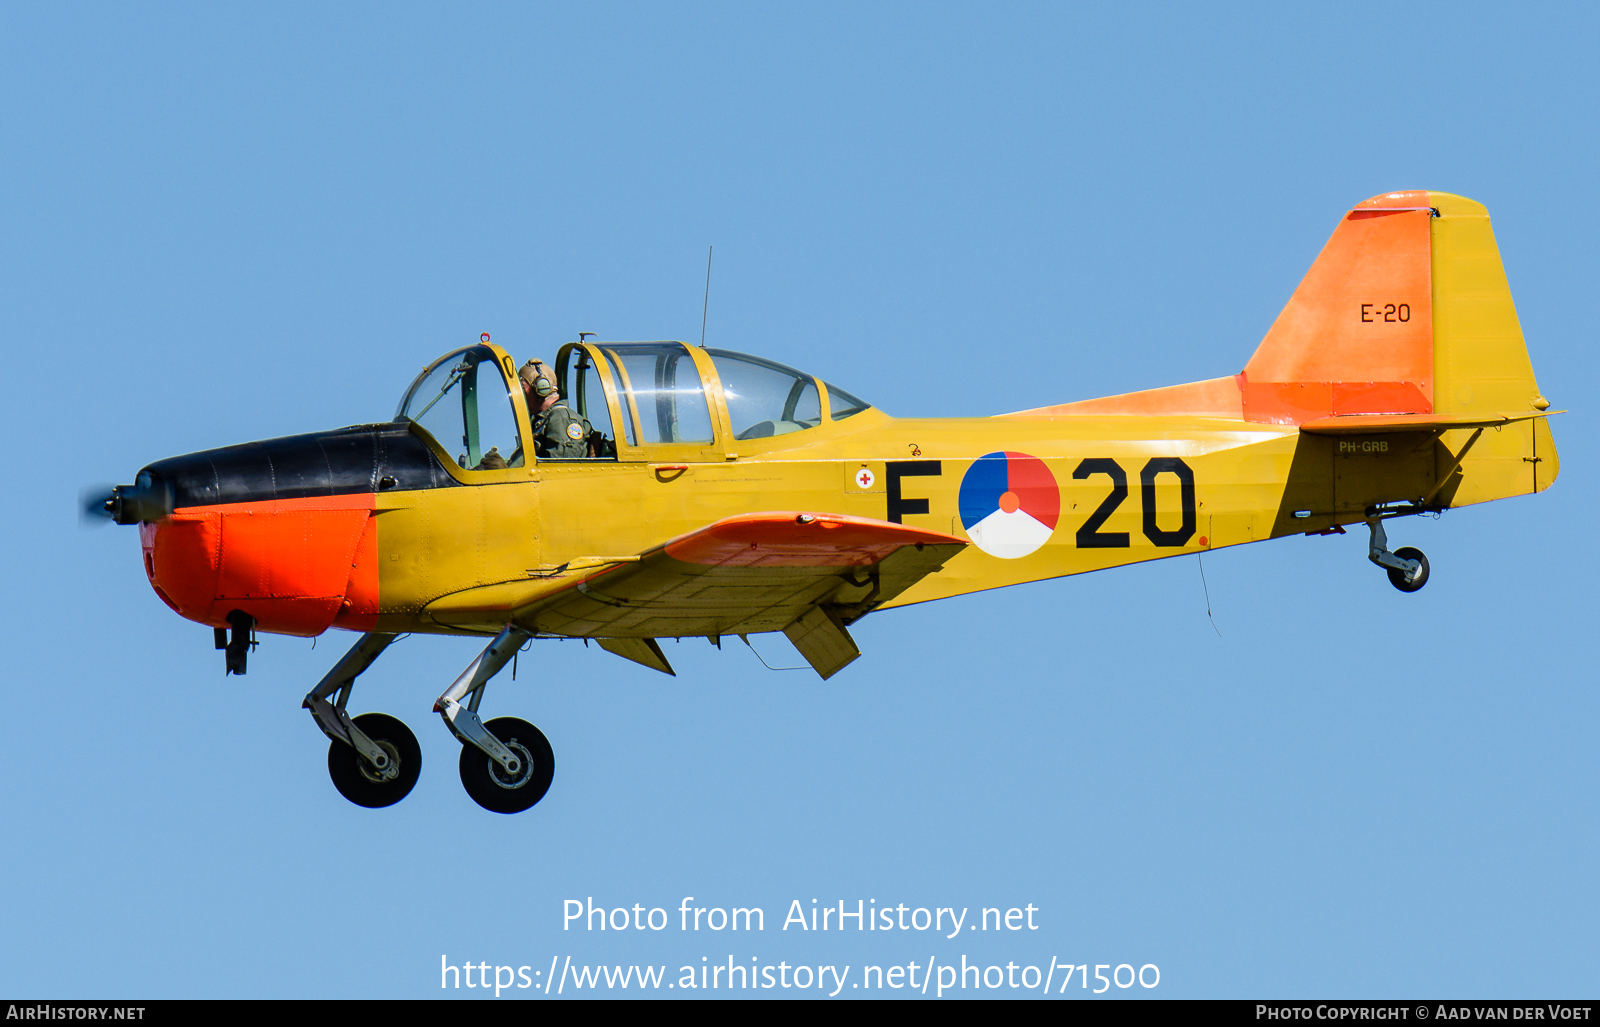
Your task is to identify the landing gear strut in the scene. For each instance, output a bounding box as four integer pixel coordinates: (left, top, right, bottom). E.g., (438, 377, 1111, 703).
(1367, 517, 1429, 593)
(435, 625, 555, 814)
(304, 632, 422, 807)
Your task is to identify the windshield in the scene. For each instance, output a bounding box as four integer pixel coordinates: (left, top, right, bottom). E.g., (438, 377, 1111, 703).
(397, 345, 523, 469)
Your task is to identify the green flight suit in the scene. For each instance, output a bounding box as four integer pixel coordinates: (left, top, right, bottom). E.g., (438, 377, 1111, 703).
(532, 401, 590, 459)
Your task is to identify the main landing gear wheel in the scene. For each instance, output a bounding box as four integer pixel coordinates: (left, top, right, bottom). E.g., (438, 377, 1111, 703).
(327, 713, 421, 808)
(1387, 546, 1430, 593)
(458, 717, 554, 814)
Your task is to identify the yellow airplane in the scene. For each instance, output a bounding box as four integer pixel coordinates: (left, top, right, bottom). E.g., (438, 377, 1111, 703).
(87, 190, 1558, 813)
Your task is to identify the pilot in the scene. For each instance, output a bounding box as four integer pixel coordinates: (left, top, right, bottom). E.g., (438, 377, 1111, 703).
(519, 359, 590, 459)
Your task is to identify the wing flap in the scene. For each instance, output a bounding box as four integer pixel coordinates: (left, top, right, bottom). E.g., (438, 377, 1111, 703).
(783, 606, 860, 680)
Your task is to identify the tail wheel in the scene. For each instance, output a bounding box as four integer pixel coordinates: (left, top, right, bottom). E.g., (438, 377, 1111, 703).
(327, 713, 422, 808)
(459, 717, 555, 814)
(1387, 546, 1429, 593)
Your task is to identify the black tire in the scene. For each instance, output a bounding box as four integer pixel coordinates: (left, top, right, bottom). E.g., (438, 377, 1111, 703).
(1387, 546, 1429, 593)
(327, 713, 422, 808)
(458, 717, 554, 814)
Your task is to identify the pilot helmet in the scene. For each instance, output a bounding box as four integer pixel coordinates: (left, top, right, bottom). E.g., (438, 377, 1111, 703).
(519, 360, 556, 398)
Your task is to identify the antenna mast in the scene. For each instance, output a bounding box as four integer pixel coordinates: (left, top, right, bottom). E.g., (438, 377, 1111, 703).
(699, 245, 713, 347)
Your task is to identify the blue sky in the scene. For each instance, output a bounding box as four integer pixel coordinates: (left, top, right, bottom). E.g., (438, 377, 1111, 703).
(2, 1, 1596, 999)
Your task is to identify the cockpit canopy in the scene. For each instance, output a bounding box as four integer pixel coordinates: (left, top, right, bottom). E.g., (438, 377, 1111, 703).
(398, 339, 872, 468)
(561, 342, 871, 446)
(396, 345, 523, 469)
(590, 342, 716, 445)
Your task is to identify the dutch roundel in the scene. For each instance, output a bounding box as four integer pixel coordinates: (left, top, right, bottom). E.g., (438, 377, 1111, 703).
(958, 452, 1060, 559)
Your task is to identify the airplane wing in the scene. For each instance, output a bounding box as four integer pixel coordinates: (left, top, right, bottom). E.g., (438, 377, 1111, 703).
(422, 512, 968, 678)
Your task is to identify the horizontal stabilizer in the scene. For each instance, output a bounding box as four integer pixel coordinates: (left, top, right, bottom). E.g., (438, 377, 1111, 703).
(1299, 411, 1557, 435)
(597, 637, 675, 676)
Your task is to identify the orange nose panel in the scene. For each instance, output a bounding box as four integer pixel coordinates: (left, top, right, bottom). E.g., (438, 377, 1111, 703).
(143, 493, 377, 637)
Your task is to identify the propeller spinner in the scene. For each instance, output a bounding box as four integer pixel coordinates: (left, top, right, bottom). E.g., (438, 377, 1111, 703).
(79, 472, 173, 526)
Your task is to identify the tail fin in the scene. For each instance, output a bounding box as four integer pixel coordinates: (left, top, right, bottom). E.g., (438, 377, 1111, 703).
(1003, 191, 1558, 499)
(1008, 191, 1554, 434)
(1241, 190, 1549, 426)
(1245, 190, 1558, 501)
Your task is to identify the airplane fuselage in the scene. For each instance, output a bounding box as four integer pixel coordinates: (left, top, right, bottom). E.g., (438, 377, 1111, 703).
(135, 401, 1554, 641)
